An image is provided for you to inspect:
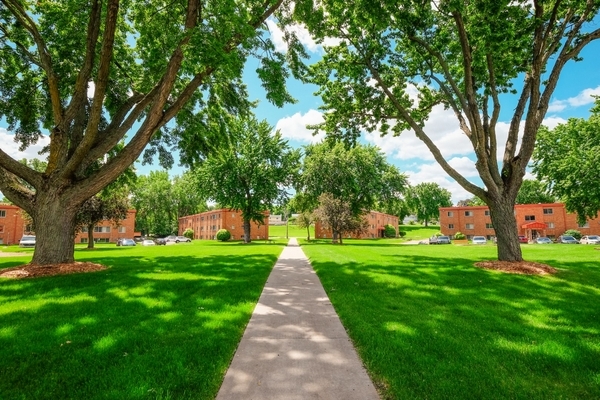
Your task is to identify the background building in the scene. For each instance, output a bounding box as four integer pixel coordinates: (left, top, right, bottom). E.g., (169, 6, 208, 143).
(439, 203, 599, 240)
(315, 210, 399, 239)
(179, 209, 269, 240)
(0, 203, 136, 245)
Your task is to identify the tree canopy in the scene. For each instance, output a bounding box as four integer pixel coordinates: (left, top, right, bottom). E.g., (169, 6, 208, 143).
(406, 182, 452, 226)
(0, 0, 294, 265)
(532, 100, 600, 223)
(515, 179, 556, 205)
(195, 115, 300, 243)
(290, 0, 600, 262)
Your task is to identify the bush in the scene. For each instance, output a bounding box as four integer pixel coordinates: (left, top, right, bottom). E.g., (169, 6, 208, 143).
(434, 232, 442, 237)
(564, 229, 582, 240)
(216, 229, 231, 241)
(454, 231, 466, 240)
(183, 228, 194, 240)
(399, 231, 406, 238)
(408, 220, 416, 225)
(383, 224, 396, 238)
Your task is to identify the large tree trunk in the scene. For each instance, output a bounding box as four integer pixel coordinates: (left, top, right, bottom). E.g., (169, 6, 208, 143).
(87, 223, 95, 249)
(31, 194, 78, 265)
(488, 198, 523, 262)
(243, 219, 251, 243)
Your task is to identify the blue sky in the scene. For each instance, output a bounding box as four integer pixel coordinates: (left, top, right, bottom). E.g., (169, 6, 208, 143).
(2, 18, 600, 204)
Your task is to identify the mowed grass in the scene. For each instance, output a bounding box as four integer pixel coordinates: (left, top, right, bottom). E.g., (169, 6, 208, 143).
(269, 223, 315, 239)
(300, 240, 600, 399)
(0, 240, 286, 400)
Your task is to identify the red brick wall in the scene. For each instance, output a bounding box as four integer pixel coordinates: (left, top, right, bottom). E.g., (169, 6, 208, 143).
(178, 209, 270, 240)
(315, 210, 399, 239)
(74, 210, 138, 243)
(439, 203, 600, 239)
(0, 204, 136, 245)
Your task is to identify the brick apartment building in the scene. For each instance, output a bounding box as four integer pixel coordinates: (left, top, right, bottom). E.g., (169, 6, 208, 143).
(439, 203, 600, 240)
(0, 203, 137, 245)
(315, 210, 399, 239)
(178, 208, 269, 240)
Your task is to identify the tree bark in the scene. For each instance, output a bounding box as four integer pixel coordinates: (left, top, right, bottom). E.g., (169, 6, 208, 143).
(488, 198, 523, 262)
(30, 194, 78, 265)
(87, 223, 95, 249)
(306, 226, 310, 241)
(243, 219, 251, 243)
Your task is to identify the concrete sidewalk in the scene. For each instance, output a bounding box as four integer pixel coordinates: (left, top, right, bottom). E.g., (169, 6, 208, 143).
(216, 238, 379, 400)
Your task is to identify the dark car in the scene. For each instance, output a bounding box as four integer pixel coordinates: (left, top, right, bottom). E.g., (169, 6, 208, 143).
(518, 235, 528, 243)
(154, 238, 166, 245)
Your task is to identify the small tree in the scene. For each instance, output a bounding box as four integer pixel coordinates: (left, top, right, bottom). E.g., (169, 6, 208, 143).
(296, 212, 315, 241)
(406, 183, 452, 227)
(76, 195, 129, 249)
(183, 228, 194, 240)
(216, 229, 231, 242)
(313, 193, 369, 244)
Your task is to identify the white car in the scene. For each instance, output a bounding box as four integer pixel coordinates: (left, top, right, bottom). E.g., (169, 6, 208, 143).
(142, 239, 156, 246)
(580, 235, 600, 244)
(471, 236, 487, 245)
(19, 235, 36, 247)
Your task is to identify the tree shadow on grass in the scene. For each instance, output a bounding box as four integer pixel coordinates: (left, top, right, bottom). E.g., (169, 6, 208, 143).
(306, 249, 600, 399)
(0, 252, 279, 400)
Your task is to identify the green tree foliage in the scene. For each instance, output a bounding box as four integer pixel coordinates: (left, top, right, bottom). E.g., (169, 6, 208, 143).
(216, 229, 231, 242)
(76, 191, 129, 249)
(295, 211, 315, 240)
(406, 183, 452, 227)
(456, 197, 486, 207)
(182, 228, 194, 240)
(0, 0, 294, 265)
(290, 0, 600, 262)
(313, 193, 368, 244)
(195, 116, 301, 243)
(515, 179, 556, 205)
(383, 224, 396, 238)
(563, 229, 582, 240)
(132, 171, 205, 237)
(299, 142, 407, 217)
(532, 101, 600, 223)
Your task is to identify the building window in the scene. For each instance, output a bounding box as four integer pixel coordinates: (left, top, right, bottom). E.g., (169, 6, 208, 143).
(486, 223, 493, 229)
(0, 210, 5, 217)
(81, 227, 88, 233)
(543, 208, 553, 215)
(465, 211, 473, 216)
(97, 238, 109, 243)
(447, 211, 453, 217)
(94, 226, 111, 233)
(578, 222, 590, 228)
(466, 223, 474, 229)
(547, 222, 555, 228)
(80, 238, 88, 243)
(484, 210, 490, 216)
(118, 226, 126, 233)
(525, 215, 535, 221)
(0, 225, 4, 233)
(448, 224, 454, 229)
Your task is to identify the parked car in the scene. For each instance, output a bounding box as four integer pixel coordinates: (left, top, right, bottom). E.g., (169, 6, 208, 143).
(518, 235, 529, 243)
(142, 239, 155, 246)
(437, 235, 451, 244)
(19, 235, 36, 248)
(471, 236, 487, 245)
(535, 237, 552, 244)
(154, 238, 166, 245)
(166, 235, 191, 243)
(117, 238, 136, 246)
(428, 235, 438, 244)
(558, 235, 579, 244)
(580, 235, 600, 244)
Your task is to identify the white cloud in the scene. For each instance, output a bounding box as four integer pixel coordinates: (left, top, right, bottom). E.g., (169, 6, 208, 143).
(266, 18, 342, 54)
(275, 109, 325, 143)
(405, 161, 473, 205)
(0, 128, 50, 161)
(541, 115, 567, 129)
(549, 85, 600, 111)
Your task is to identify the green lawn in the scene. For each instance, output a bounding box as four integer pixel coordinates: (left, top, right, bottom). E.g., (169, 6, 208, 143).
(0, 240, 286, 400)
(269, 223, 314, 239)
(300, 240, 600, 399)
(399, 224, 443, 240)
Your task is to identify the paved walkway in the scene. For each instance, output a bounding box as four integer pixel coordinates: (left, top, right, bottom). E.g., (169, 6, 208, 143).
(216, 238, 379, 400)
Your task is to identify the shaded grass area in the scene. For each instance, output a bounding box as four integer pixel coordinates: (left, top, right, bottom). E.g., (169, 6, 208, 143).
(300, 240, 600, 399)
(0, 241, 285, 400)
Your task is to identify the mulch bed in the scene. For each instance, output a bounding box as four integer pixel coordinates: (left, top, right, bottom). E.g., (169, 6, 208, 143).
(474, 260, 557, 275)
(0, 262, 107, 279)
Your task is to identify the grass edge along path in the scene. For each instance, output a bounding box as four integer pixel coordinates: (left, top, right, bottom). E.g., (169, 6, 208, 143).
(300, 239, 600, 400)
(0, 240, 286, 400)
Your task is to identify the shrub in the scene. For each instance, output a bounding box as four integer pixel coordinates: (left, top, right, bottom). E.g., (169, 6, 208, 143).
(434, 232, 442, 237)
(454, 231, 466, 240)
(216, 229, 231, 241)
(408, 220, 416, 225)
(399, 231, 406, 238)
(183, 228, 194, 240)
(564, 229, 582, 240)
(383, 224, 396, 238)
